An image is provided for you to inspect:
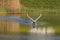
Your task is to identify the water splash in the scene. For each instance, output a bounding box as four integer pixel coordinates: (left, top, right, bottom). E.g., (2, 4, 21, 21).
(29, 28, 42, 34)
(29, 27, 55, 35)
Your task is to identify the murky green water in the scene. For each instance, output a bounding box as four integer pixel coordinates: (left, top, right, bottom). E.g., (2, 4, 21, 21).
(0, 34, 60, 40)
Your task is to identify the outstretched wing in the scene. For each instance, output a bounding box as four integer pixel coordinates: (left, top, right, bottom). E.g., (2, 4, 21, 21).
(0, 16, 31, 25)
(35, 14, 42, 22)
(0, 16, 47, 26)
(27, 13, 42, 22)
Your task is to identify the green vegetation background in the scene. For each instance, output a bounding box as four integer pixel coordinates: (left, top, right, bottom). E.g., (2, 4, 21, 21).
(0, 0, 60, 34)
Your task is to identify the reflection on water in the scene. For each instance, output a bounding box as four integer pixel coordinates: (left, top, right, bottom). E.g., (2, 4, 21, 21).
(0, 34, 60, 40)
